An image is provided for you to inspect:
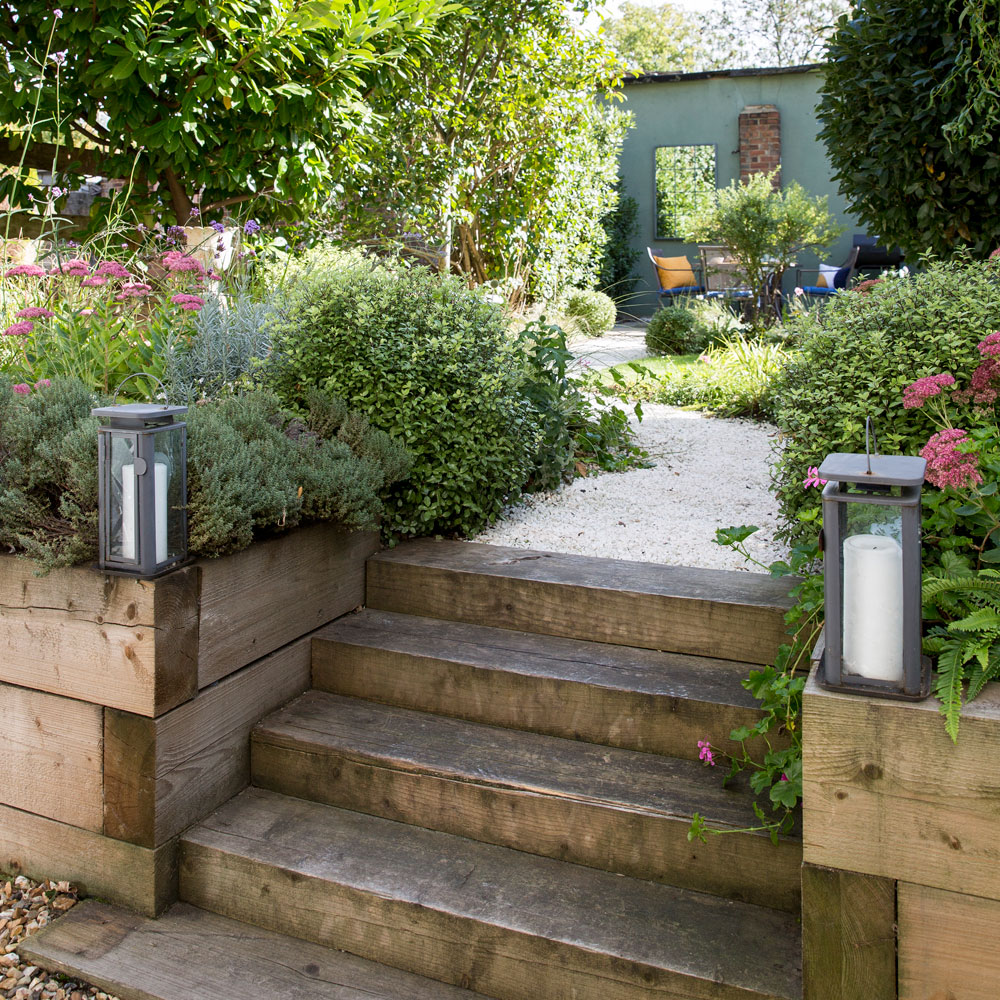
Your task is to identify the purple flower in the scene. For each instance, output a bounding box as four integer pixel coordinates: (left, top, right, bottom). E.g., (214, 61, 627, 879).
(49, 50, 68, 65)
(243, 218, 261, 235)
(3, 321, 34, 337)
(209, 221, 225, 233)
(53, 7, 63, 16)
(12, 384, 31, 395)
(165, 225, 188, 245)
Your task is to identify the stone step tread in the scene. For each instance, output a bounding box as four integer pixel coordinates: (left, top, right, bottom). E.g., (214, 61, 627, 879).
(316, 608, 763, 707)
(365, 540, 793, 664)
(21, 900, 493, 1000)
(253, 690, 786, 836)
(180, 788, 802, 1000)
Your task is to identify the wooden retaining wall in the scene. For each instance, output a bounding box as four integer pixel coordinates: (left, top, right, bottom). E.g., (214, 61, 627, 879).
(802, 639, 1000, 1000)
(0, 524, 377, 915)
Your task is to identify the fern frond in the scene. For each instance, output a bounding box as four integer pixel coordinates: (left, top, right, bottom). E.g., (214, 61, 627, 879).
(923, 574, 1000, 603)
(949, 609, 1000, 632)
(933, 640, 971, 743)
(969, 644, 1000, 701)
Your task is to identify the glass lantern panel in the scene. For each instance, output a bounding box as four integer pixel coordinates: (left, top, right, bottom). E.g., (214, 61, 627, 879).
(841, 502, 904, 682)
(152, 427, 185, 564)
(109, 432, 139, 563)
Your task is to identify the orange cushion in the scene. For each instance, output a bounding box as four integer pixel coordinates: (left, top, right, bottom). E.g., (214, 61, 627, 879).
(652, 254, 697, 291)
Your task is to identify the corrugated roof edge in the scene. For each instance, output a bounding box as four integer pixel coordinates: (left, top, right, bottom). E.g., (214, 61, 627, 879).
(623, 64, 824, 85)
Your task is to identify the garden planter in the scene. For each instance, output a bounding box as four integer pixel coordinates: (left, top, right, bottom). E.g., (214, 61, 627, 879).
(0, 523, 377, 915)
(801, 633, 1000, 999)
(180, 225, 237, 271)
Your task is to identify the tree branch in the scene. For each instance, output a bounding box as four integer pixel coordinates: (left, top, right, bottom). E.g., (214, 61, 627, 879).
(200, 189, 275, 212)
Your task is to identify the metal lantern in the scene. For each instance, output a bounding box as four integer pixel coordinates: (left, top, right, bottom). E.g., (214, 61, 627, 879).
(817, 426, 931, 700)
(92, 387, 187, 578)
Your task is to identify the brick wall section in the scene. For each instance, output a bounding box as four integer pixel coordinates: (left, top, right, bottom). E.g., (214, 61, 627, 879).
(738, 105, 781, 186)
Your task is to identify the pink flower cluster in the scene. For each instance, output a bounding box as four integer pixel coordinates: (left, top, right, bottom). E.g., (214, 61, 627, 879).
(978, 332, 1000, 358)
(162, 251, 205, 277)
(170, 293, 204, 312)
(52, 258, 90, 277)
(3, 321, 33, 337)
(697, 740, 716, 767)
(81, 276, 107, 287)
(3, 263, 46, 278)
(952, 357, 1000, 407)
(15, 307, 53, 320)
(11, 379, 51, 396)
(116, 282, 153, 299)
(96, 261, 132, 279)
(920, 428, 983, 490)
(803, 466, 828, 489)
(903, 373, 955, 409)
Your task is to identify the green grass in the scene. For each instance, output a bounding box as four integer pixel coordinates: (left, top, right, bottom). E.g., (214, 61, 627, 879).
(596, 354, 699, 387)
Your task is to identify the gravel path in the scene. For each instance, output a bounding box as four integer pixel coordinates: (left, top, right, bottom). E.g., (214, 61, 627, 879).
(476, 325, 789, 573)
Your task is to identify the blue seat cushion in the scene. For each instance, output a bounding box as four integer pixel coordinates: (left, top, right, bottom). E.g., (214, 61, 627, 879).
(801, 285, 837, 296)
(659, 285, 703, 295)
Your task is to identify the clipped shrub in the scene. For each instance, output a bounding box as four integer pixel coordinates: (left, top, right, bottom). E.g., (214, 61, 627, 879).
(645, 306, 699, 354)
(772, 259, 1000, 541)
(0, 378, 411, 570)
(562, 288, 617, 337)
(265, 247, 539, 538)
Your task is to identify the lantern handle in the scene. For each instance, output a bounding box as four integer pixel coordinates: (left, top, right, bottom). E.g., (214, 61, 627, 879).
(864, 416, 878, 474)
(111, 373, 170, 406)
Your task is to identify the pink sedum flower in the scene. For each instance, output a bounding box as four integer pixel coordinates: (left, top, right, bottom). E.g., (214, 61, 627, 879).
(170, 293, 205, 312)
(4, 263, 46, 278)
(978, 332, 1000, 358)
(921, 428, 983, 490)
(52, 258, 91, 276)
(15, 307, 54, 319)
(12, 383, 31, 395)
(697, 740, 716, 767)
(903, 373, 956, 409)
(34, 379, 51, 389)
(80, 276, 107, 287)
(3, 321, 33, 337)
(162, 250, 206, 276)
(96, 261, 132, 279)
(117, 282, 153, 299)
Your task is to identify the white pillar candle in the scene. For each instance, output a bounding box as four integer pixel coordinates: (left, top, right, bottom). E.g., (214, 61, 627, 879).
(842, 533, 904, 682)
(121, 464, 136, 561)
(119, 462, 168, 564)
(154, 461, 168, 564)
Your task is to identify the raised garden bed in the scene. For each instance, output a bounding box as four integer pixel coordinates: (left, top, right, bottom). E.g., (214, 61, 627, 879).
(0, 523, 377, 915)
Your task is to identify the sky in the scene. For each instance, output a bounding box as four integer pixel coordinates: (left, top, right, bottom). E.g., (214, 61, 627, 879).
(583, 0, 727, 35)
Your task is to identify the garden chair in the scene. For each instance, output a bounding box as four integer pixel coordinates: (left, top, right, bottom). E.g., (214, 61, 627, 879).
(698, 245, 751, 301)
(796, 245, 860, 299)
(647, 248, 703, 300)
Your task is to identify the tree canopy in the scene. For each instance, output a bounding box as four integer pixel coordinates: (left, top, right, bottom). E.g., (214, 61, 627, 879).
(0, 0, 452, 222)
(601, 2, 705, 74)
(818, 0, 1000, 259)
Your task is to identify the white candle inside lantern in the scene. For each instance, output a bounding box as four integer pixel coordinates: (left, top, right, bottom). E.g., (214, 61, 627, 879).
(120, 462, 169, 563)
(842, 533, 904, 681)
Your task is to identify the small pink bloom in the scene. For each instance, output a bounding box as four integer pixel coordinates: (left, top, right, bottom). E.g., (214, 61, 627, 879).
(33, 379, 51, 389)
(697, 740, 716, 767)
(780, 773, 789, 782)
(161, 250, 206, 275)
(978, 332, 1000, 358)
(3, 321, 33, 337)
(3, 263, 46, 278)
(921, 428, 983, 490)
(803, 466, 828, 489)
(80, 308, 94, 316)
(80, 276, 107, 287)
(95, 261, 132, 279)
(170, 293, 205, 312)
(52, 257, 91, 276)
(12, 383, 31, 395)
(903, 373, 956, 409)
(794, 286, 804, 296)
(991, 247, 1000, 260)
(15, 307, 54, 319)
(117, 282, 153, 299)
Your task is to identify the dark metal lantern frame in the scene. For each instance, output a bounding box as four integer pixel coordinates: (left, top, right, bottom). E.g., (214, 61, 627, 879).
(817, 451, 931, 700)
(92, 402, 188, 578)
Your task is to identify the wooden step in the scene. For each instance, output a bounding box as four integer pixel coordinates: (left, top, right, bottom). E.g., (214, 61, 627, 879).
(312, 609, 774, 760)
(21, 899, 492, 1000)
(180, 788, 802, 1000)
(251, 691, 801, 912)
(366, 539, 793, 664)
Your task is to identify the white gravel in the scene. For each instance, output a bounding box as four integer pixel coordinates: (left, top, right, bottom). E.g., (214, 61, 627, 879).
(475, 326, 789, 573)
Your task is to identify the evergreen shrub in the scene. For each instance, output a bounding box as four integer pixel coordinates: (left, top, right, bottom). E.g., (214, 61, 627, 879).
(265, 248, 539, 537)
(772, 259, 1000, 541)
(561, 288, 617, 338)
(645, 306, 700, 354)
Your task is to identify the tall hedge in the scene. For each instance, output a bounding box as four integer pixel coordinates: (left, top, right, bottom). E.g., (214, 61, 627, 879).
(818, 0, 1000, 259)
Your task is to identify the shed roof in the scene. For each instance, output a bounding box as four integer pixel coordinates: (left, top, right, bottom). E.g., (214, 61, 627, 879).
(623, 64, 823, 86)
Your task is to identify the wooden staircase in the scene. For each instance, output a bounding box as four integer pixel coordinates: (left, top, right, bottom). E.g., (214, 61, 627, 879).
(24, 540, 804, 1000)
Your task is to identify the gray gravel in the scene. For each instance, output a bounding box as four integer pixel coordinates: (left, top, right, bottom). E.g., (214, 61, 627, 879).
(476, 325, 789, 573)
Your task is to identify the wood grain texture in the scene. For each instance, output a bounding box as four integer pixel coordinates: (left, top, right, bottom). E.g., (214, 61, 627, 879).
(898, 881, 1000, 1000)
(312, 609, 781, 761)
(0, 557, 199, 716)
(180, 788, 802, 1000)
(0, 801, 176, 916)
(0, 684, 103, 832)
(252, 691, 801, 911)
(104, 633, 312, 847)
(801, 863, 896, 1000)
(366, 539, 794, 664)
(802, 666, 1000, 899)
(196, 525, 376, 687)
(22, 900, 492, 1000)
